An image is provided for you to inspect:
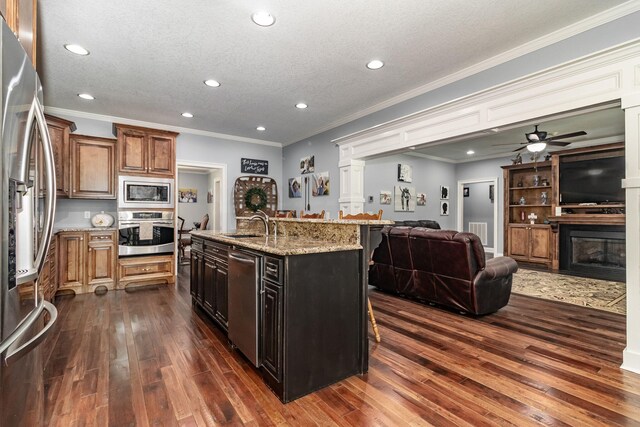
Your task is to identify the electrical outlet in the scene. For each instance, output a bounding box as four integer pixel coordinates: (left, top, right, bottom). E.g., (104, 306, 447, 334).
(84, 211, 91, 219)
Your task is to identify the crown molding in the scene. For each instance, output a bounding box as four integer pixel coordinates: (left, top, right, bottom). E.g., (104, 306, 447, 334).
(294, 1, 640, 144)
(44, 107, 284, 148)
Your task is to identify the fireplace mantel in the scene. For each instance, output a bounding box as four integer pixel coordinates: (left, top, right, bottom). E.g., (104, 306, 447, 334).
(548, 214, 625, 226)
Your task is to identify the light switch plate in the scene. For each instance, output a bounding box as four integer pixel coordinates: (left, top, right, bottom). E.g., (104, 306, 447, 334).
(555, 207, 562, 216)
(84, 211, 91, 219)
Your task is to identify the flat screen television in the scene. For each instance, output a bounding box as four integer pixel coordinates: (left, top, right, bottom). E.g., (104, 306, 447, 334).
(559, 155, 625, 204)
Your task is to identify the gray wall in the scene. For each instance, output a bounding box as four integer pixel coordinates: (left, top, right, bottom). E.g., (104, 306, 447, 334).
(363, 154, 456, 228)
(462, 182, 494, 247)
(177, 171, 209, 230)
(175, 133, 282, 229)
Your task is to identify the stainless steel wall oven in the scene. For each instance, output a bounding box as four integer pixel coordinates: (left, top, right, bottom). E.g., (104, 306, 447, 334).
(118, 211, 174, 257)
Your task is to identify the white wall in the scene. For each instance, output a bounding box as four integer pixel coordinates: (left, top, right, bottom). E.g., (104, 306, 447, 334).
(462, 181, 494, 247)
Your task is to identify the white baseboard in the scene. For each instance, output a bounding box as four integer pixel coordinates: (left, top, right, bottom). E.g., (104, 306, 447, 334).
(622, 348, 640, 375)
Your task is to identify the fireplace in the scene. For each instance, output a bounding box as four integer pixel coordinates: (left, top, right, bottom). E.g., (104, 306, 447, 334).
(559, 225, 625, 282)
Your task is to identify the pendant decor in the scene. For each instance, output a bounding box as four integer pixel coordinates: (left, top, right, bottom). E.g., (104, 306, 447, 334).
(234, 176, 278, 217)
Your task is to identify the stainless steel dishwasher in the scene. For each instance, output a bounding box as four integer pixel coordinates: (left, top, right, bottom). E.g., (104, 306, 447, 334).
(227, 249, 262, 366)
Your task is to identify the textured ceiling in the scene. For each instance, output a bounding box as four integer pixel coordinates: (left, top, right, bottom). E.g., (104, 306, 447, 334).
(39, 0, 630, 145)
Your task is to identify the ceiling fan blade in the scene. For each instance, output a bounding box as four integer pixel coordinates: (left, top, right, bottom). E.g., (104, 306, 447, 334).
(548, 131, 586, 140)
(512, 146, 527, 152)
(547, 140, 571, 147)
(492, 142, 522, 146)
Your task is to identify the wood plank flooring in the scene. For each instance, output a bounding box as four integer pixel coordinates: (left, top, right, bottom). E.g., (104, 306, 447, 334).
(43, 266, 640, 426)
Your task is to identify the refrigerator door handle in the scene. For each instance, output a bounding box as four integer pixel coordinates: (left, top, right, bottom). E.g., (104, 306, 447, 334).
(31, 97, 56, 278)
(0, 297, 58, 365)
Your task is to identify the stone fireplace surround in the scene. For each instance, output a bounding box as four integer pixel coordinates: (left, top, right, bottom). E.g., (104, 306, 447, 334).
(559, 224, 625, 282)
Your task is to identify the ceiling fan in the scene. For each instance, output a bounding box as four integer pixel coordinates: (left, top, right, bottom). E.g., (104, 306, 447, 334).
(496, 124, 587, 153)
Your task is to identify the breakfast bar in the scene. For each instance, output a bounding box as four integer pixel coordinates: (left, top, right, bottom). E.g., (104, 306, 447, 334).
(189, 217, 391, 402)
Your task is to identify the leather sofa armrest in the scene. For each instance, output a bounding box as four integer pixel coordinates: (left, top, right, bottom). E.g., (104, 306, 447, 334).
(475, 257, 518, 282)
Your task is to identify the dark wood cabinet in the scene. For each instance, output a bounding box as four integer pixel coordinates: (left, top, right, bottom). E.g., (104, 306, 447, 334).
(261, 280, 283, 382)
(191, 238, 229, 331)
(70, 135, 117, 199)
(114, 124, 177, 178)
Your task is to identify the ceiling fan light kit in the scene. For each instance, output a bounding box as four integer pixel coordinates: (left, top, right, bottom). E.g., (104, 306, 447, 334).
(527, 142, 547, 153)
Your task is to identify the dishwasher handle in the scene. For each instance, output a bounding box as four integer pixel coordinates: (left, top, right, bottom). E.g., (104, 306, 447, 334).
(229, 252, 257, 264)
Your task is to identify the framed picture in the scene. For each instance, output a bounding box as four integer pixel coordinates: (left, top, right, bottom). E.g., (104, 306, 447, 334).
(489, 184, 495, 203)
(207, 190, 213, 203)
(463, 187, 470, 197)
(380, 190, 392, 205)
(288, 177, 302, 198)
(178, 188, 197, 203)
(416, 193, 426, 206)
(440, 200, 449, 216)
(311, 171, 330, 196)
(440, 185, 449, 200)
(300, 155, 315, 174)
(394, 185, 415, 212)
(397, 163, 412, 182)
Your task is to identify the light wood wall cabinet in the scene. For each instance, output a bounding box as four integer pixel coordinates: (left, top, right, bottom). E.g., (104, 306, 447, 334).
(1, 0, 37, 66)
(502, 161, 553, 266)
(45, 114, 77, 197)
(70, 134, 117, 199)
(113, 124, 178, 177)
(58, 230, 117, 295)
(118, 255, 175, 290)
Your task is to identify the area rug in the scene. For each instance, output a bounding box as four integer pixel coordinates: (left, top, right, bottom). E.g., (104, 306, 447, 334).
(511, 268, 626, 315)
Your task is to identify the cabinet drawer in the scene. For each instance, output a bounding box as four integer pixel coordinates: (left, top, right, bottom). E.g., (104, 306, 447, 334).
(119, 257, 172, 278)
(192, 238, 204, 253)
(88, 231, 114, 242)
(205, 241, 228, 263)
(264, 256, 283, 284)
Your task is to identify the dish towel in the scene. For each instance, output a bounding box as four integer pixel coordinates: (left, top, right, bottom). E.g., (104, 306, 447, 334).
(139, 222, 154, 241)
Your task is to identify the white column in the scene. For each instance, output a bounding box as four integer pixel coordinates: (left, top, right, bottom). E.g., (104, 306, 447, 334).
(338, 159, 365, 215)
(622, 93, 640, 374)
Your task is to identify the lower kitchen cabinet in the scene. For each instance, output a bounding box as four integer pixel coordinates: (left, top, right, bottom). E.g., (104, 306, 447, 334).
(37, 235, 57, 302)
(190, 237, 228, 331)
(261, 279, 283, 382)
(58, 230, 117, 295)
(117, 254, 175, 290)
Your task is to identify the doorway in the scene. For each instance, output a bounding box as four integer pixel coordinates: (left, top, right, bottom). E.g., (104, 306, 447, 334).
(456, 177, 499, 255)
(175, 161, 227, 264)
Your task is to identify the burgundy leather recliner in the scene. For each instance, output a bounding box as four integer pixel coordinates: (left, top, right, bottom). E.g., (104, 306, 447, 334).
(369, 226, 518, 315)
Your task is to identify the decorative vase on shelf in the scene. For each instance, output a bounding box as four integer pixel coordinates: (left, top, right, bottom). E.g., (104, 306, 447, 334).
(520, 210, 526, 222)
(519, 196, 526, 205)
(540, 191, 548, 205)
(532, 175, 540, 186)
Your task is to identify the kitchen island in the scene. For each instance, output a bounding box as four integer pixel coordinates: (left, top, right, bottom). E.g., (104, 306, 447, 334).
(190, 217, 391, 402)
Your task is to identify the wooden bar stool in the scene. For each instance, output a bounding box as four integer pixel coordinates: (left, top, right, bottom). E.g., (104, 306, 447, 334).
(339, 209, 382, 343)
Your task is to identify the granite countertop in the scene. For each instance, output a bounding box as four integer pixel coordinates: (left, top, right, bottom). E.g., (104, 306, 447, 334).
(55, 226, 118, 233)
(191, 230, 362, 256)
(236, 217, 394, 225)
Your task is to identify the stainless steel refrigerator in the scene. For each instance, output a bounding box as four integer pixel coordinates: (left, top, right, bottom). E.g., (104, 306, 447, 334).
(0, 18, 58, 426)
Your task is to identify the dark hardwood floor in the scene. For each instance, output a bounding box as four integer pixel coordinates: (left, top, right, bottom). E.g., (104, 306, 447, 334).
(43, 265, 640, 426)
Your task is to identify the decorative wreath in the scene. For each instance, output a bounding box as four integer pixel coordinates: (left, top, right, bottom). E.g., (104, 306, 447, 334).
(245, 187, 268, 212)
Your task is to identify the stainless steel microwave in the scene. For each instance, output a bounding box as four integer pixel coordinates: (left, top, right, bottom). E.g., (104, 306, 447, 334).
(118, 176, 174, 209)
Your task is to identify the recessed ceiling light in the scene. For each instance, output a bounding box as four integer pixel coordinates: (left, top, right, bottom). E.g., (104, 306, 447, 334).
(78, 93, 95, 100)
(204, 79, 221, 87)
(64, 44, 89, 55)
(408, 147, 416, 150)
(467, 150, 475, 155)
(181, 112, 194, 118)
(295, 103, 308, 109)
(251, 11, 275, 27)
(256, 126, 266, 131)
(366, 60, 384, 70)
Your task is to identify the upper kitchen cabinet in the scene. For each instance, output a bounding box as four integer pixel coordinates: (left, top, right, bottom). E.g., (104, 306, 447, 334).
(1, 0, 37, 66)
(70, 134, 117, 199)
(45, 114, 77, 197)
(113, 123, 178, 178)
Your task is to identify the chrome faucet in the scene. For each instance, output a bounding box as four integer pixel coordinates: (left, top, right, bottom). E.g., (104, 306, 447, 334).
(249, 209, 269, 236)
